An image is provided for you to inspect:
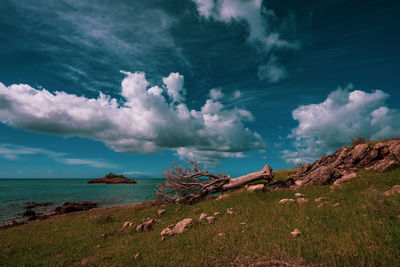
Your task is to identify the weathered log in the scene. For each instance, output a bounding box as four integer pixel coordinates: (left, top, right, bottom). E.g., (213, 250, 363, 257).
(156, 161, 274, 204)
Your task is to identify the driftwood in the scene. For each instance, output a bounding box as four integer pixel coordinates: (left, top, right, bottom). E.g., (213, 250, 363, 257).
(156, 161, 274, 204)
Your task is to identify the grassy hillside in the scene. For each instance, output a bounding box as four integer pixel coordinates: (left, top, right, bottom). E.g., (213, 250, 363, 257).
(1, 167, 400, 266)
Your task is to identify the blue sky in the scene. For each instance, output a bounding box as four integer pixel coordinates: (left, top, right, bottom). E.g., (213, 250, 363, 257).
(0, 0, 399, 178)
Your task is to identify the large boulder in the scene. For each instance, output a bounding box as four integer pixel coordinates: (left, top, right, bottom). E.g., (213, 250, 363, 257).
(173, 218, 193, 234)
(161, 218, 194, 236)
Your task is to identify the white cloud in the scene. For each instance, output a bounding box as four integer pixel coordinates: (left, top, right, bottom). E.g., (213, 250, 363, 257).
(191, 0, 298, 83)
(0, 144, 116, 168)
(193, 0, 214, 18)
(233, 90, 242, 100)
(209, 88, 223, 100)
(59, 158, 117, 168)
(122, 170, 151, 177)
(0, 144, 64, 160)
(257, 55, 287, 83)
(0, 71, 265, 163)
(162, 72, 185, 103)
(282, 86, 400, 164)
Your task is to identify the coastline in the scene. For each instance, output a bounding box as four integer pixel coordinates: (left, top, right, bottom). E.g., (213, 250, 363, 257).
(0, 199, 158, 231)
(0, 178, 162, 228)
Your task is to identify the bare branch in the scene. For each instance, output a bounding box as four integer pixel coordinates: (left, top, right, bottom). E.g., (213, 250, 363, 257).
(156, 161, 274, 204)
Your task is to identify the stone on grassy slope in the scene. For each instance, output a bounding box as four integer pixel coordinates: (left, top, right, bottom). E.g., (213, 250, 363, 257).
(121, 221, 134, 230)
(206, 216, 216, 223)
(226, 208, 234, 214)
(158, 209, 166, 216)
(314, 197, 328, 202)
(247, 184, 264, 192)
(291, 228, 301, 237)
(383, 185, 400, 196)
(295, 193, 305, 197)
(216, 194, 230, 200)
(330, 172, 357, 190)
(161, 225, 175, 236)
(136, 219, 155, 232)
(199, 213, 208, 221)
(279, 199, 295, 205)
(161, 218, 194, 236)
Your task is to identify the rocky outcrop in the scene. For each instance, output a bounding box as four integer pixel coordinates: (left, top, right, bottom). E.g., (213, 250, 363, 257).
(290, 138, 400, 187)
(88, 173, 137, 184)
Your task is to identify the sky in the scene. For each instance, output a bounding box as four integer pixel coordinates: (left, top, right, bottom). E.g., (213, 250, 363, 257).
(0, 0, 399, 178)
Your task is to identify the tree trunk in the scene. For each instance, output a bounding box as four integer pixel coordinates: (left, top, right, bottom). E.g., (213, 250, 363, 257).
(222, 164, 273, 191)
(157, 163, 274, 204)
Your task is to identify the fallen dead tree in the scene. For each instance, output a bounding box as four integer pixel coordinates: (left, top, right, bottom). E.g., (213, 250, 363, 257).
(156, 161, 274, 204)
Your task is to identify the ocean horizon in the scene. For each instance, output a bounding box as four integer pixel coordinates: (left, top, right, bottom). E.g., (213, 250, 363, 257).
(0, 178, 163, 225)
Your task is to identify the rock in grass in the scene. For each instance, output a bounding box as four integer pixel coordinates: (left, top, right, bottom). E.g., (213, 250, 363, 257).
(206, 216, 216, 223)
(333, 202, 340, 207)
(247, 184, 264, 192)
(213, 211, 220, 216)
(314, 197, 329, 202)
(296, 198, 308, 205)
(173, 218, 193, 234)
(161, 225, 175, 236)
(161, 218, 194, 236)
(279, 199, 295, 205)
(383, 185, 400, 196)
(158, 209, 166, 216)
(295, 193, 305, 197)
(134, 253, 140, 259)
(199, 213, 208, 221)
(121, 221, 134, 230)
(291, 228, 301, 237)
(136, 219, 155, 232)
(216, 194, 229, 200)
(226, 208, 234, 214)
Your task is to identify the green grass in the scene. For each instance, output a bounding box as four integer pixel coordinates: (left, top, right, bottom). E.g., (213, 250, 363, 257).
(2, 167, 400, 266)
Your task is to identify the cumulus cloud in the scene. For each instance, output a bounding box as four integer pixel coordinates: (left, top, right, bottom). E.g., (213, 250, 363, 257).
(162, 72, 185, 103)
(0, 71, 265, 163)
(282, 86, 400, 164)
(192, 0, 298, 83)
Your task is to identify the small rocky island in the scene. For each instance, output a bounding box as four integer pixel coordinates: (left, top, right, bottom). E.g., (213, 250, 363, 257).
(88, 173, 137, 184)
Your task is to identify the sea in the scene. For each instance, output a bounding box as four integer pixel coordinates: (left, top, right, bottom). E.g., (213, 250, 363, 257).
(0, 178, 162, 225)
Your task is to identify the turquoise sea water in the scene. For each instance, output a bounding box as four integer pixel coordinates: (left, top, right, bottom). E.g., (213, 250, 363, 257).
(0, 178, 162, 225)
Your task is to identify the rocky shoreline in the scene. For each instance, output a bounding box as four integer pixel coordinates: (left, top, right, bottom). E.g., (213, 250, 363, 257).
(0, 200, 156, 231)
